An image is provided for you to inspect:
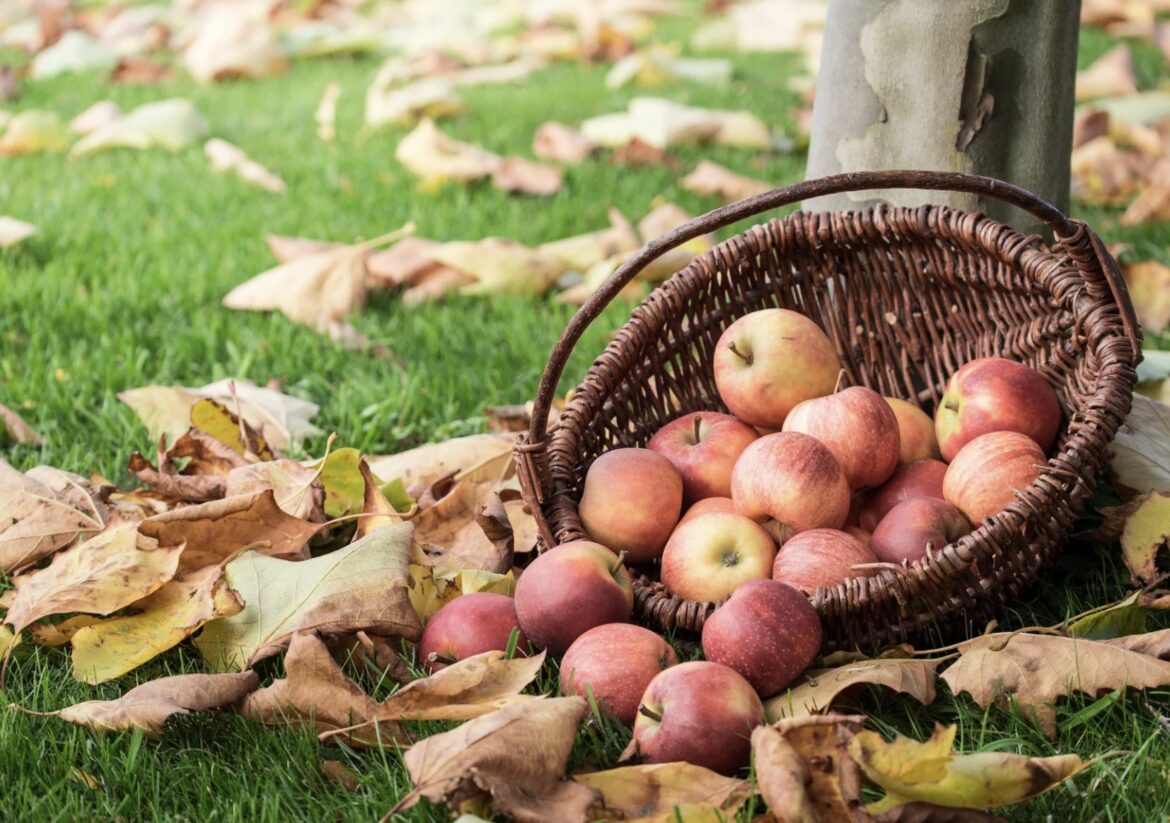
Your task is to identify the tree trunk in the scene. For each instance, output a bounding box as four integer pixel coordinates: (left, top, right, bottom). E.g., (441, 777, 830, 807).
(804, 0, 1081, 233)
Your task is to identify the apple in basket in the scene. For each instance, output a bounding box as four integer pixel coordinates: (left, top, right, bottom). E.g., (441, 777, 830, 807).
(713, 308, 841, 430)
(417, 592, 530, 673)
(647, 411, 759, 504)
(560, 623, 679, 726)
(782, 386, 901, 490)
(869, 497, 971, 565)
(578, 448, 683, 564)
(731, 432, 851, 534)
(660, 511, 776, 603)
(857, 458, 948, 533)
(943, 431, 1048, 525)
(772, 528, 879, 595)
(885, 396, 942, 464)
(677, 496, 738, 526)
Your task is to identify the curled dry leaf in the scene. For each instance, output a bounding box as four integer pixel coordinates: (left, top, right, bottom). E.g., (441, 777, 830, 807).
(366, 78, 465, 128)
(71, 564, 245, 684)
(575, 762, 751, 823)
(1122, 158, 1170, 227)
(0, 109, 71, 155)
(395, 118, 500, 184)
(4, 523, 182, 635)
(582, 97, 770, 150)
(762, 714, 869, 822)
(1120, 261, 1170, 333)
(205, 138, 287, 194)
(367, 237, 445, 288)
(751, 725, 817, 823)
(848, 724, 1088, 813)
(491, 156, 564, 196)
(1076, 44, 1137, 103)
(377, 649, 544, 723)
(170, 428, 250, 476)
(224, 459, 323, 522)
(194, 522, 420, 671)
(354, 458, 406, 540)
(432, 239, 564, 296)
(367, 433, 517, 492)
(0, 217, 38, 248)
(183, 2, 287, 83)
(128, 451, 227, 502)
(71, 99, 208, 156)
(682, 160, 771, 202)
(0, 402, 42, 445)
(0, 626, 18, 656)
(315, 81, 340, 143)
(408, 565, 517, 624)
(538, 208, 639, 272)
(1105, 625, 1170, 659)
(394, 697, 598, 823)
(17, 671, 259, 737)
(27, 615, 101, 647)
(413, 481, 514, 575)
(1109, 393, 1170, 495)
(1117, 492, 1170, 585)
(765, 657, 940, 721)
(533, 121, 597, 164)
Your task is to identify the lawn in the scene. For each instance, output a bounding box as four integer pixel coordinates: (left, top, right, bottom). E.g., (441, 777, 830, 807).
(2, 12, 1169, 823)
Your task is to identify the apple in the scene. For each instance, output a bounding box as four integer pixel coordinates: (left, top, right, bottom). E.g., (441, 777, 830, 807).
(845, 526, 871, 546)
(560, 624, 679, 725)
(772, 528, 878, 595)
(648, 411, 759, 504)
(869, 498, 970, 565)
(418, 592, 530, 673)
(701, 579, 822, 697)
(632, 660, 765, 774)
(678, 496, 738, 526)
(713, 308, 841, 429)
(660, 512, 776, 602)
(782, 386, 901, 490)
(579, 448, 683, 564)
(886, 397, 941, 463)
(513, 540, 634, 655)
(934, 357, 1062, 461)
(730, 432, 851, 534)
(857, 459, 948, 532)
(943, 431, 1047, 524)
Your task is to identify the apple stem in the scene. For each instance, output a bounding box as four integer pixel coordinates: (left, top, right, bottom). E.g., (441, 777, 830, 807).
(638, 705, 663, 723)
(727, 342, 753, 366)
(693, 415, 702, 444)
(428, 652, 458, 666)
(610, 550, 628, 575)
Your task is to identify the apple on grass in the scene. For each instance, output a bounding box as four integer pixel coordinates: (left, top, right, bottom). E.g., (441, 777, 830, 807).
(886, 397, 941, 463)
(560, 624, 678, 726)
(713, 308, 841, 430)
(772, 528, 879, 595)
(418, 592, 530, 673)
(731, 432, 851, 534)
(869, 498, 970, 565)
(513, 540, 633, 655)
(579, 448, 683, 564)
(660, 512, 776, 602)
(935, 357, 1062, 461)
(782, 386, 901, 490)
(631, 660, 765, 774)
(648, 411, 758, 504)
(943, 431, 1047, 525)
(857, 459, 948, 532)
(701, 579, 822, 697)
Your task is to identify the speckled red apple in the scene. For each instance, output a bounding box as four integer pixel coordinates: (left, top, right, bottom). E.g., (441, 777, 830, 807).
(857, 459, 948, 533)
(417, 592, 529, 673)
(783, 386, 901, 490)
(560, 624, 678, 725)
(731, 432, 851, 534)
(886, 396, 941, 464)
(869, 497, 970, 565)
(660, 512, 776, 602)
(772, 528, 879, 595)
(578, 448, 683, 563)
(648, 411, 759, 504)
(943, 431, 1047, 524)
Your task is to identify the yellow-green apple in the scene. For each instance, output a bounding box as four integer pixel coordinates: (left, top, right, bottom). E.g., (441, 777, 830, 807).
(869, 498, 970, 565)
(713, 308, 841, 429)
(514, 540, 633, 654)
(701, 580, 821, 697)
(943, 431, 1047, 524)
(845, 526, 871, 545)
(782, 386, 900, 490)
(772, 528, 878, 595)
(886, 397, 941, 463)
(560, 624, 679, 725)
(647, 411, 758, 504)
(660, 512, 776, 602)
(678, 496, 738, 526)
(418, 592, 529, 673)
(730, 432, 850, 533)
(857, 459, 948, 532)
(934, 358, 1062, 461)
(632, 660, 765, 774)
(579, 448, 683, 563)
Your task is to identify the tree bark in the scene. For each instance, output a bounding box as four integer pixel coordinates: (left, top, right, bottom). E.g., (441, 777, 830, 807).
(804, 0, 1081, 233)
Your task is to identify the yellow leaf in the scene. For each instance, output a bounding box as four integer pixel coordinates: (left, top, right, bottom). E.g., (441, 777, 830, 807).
(204, 138, 286, 193)
(0, 625, 19, 656)
(458, 569, 515, 597)
(0, 110, 71, 155)
(354, 458, 406, 539)
(70, 99, 207, 155)
(1122, 261, 1170, 334)
(431, 238, 565, 297)
(574, 762, 750, 823)
(190, 398, 274, 461)
(27, 615, 102, 647)
(762, 714, 868, 821)
(394, 117, 498, 183)
(315, 447, 365, 518)
(366, 433, 516, 493)
(0, 460, 105, 573)
(1120, 491, 1170, 585)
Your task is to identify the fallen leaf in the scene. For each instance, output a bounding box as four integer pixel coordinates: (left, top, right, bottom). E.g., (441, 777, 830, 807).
(941, 630, 1170, 734)
(69, 100, 122, 135)
(767, 714, 869, 822)
(71, 564, 244, 684)
(432, 239, 564, 296)
(874, 804, 1006, 822)
(194, 522, 420, 671)
(0, 626, 18, 656)
(366, 78, 465, 129)
(402, 266, 475, 305)
(491, 156, 564, 196)
(611, 137, 682, 170)
(1121, 261, 1170, 333)
(1104, 625, 1170, 659)
(1064, 590, 1151, 638)
(71, 99, 208, 156)
(1076, 43, 1137, 102)
(1072, 107, 1111, 148)
(1115, 492, 1170, 584)
(533, 121, 596, 164)
(0, 109, 71, 155)
(1070, 136, 1143, 206)
(751, 725, 818, 823)
(413, 481, 514, 575)
(395, 118, 500, 184)
(366, 434, 516, 492)
(0, 460, 105, 573)
(450, 57, 548, 88)
(342, 629, 414, 684)
(766, 658, 940, 721)
(378, 649, 544, 722)
(169, 427, 250, 476)
(355, 458, 407, 539)
(582, 97, 770, 149)
(682, 160, 771, 202)
(1122, 158, 1170, 227)
(4, 523, 182, 635)
(538, 208, 639, 272)
(127, 451, 226, 502)
(606, 49, 732, 89)
(112, 56, 171, 85)
(848, 724, 1088, 813)
(224, 459, 323, 521)
(30, 30, 117, 79)
(505, 499, 541, 554)
(367, 237, 444, 288)
(1110, 393, 1170, 495)
(266, 234, 337, 263)
(0, 401, 42, 444)
(17, 671, 258, 736)
(316, 447, 366, 518)
(26, 615, 101, 647)
(315, 81, 340, 143)
(393, 697, 598, 823)
(322, 760, 360, 792)
(205, 138, 286, 194)
(183, 2, 287, 83)
(575, 762, 750, 823)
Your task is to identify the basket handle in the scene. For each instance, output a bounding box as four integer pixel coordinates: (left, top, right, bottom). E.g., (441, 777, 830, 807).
(525, 169, 1141, 450)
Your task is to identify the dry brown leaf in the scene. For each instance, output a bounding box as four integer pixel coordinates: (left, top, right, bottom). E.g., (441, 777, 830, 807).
(0, 402, 42, 445)
(1076, 44, 1137, 103)
(769, 714, 869, 822)
(612, 137, 682, 170)
(505, 499, 541, 554)
(1105, 626, 1170, 659)
(138, 490, 319, 571)
(224, 459, 323, 522)
(538, 208, 640, 272)
(364, 237, 444, 288)
(321, 760, 360, 792)
(941, 630, 1170, 735)
(354, 458, 406, 540)
(533, 121, 597, 164)
(751, 725, 818, 823)
(1070, 136, 1143, 206)
(491, 156, 564, 196)
(432, 239, 564, 296)
(366, 78, 465, 129)
(766, 658, 940, 721)
(379, 649, 544, 722)
(17, 671, 258, 736)
(127, 451, 227, 502)
(113, 56, 171, 85)
(638, 201, 701, 241)
(183, 2, 287, 83)
(1114, 492, 1170, 584)
(401, 266, 475, 305)
(4, 523, 182, 635)
(266, 234, 337, 262)
(205, 138, 286, 194)
(1072, 107, 1111, 148)
(0, 217, 38, 248)
(576, 762, 751, 823)
(338, 629, 414, 685)
(682, 160, 771, 202)
(1122, 158, 1170, 227)
(393, 697, 598, 823)
(1110, 393, 1170, 495)
(413, 481, 514, 575)
(395, 118, 500, 184)
(366, 433, 516, 492)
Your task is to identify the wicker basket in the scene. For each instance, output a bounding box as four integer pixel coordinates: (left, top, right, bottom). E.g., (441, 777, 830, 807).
(515, 170, 1141, 651)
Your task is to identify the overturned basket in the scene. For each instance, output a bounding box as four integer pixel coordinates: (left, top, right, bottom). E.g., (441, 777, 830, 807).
(515, 170, 1141, 651)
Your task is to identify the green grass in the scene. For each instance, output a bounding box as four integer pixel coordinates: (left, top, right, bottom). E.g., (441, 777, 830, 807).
(2, 14, 1170, 823)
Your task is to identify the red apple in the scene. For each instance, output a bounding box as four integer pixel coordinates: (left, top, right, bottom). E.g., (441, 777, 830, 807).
(418, 593, 530, 673)
(857, 459, 948, 532)
(886, 397, 941, 464)
(934, 358, 1062, 461)
(731, 432, 850, 534)
(678, 496, 738, 526)
(632, 660, 765, 774)
(660, 512, 776, 602)
(513, 540, 634, 655)
(782, 386, 900, 490)
(648, 411, 759, 505)
(869, 498, 970, 565)
(772, 528, 878, 595)
(579, 448, 683, 564)
(701, 580, 822, 697)
(560, 624, 679, 725)
(943, 432, 1047, 524)
(713, 308, 841, 429)
(845, 526, 871, 546)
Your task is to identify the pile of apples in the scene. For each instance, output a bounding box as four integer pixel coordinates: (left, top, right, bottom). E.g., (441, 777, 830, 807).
(416, 307, 1063, 775)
